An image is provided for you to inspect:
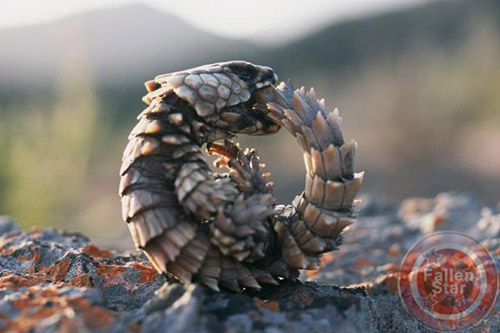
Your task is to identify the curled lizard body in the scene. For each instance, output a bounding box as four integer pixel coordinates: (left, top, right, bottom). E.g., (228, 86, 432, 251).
(119, 61, 363, 292)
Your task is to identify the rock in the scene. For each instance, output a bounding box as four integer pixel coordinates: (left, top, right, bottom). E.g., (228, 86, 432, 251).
(0, 227, 166, 332)
(0, 192, 498, 332)
(0, 216, 20, 236)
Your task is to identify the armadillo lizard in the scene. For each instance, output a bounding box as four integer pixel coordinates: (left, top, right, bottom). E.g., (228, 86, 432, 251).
(119, 61, 364, 291)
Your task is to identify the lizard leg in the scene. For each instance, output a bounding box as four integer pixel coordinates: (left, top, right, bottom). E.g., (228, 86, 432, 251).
(203, 140, 275, 263)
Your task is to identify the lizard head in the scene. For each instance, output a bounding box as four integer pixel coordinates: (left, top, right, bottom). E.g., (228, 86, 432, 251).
(151, 60, 281, 137)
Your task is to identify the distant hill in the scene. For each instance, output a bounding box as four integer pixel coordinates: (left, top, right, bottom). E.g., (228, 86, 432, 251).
(1, 0, 498, 91)
(261, 0, 500, 78)
(0, 4, 261, 91)
(1, 0, 499, 231)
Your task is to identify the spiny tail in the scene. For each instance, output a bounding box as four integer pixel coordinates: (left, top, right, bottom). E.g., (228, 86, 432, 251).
(265, 82, 364, 270)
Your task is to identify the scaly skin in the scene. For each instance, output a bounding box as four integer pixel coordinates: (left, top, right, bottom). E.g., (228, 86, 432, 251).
(119, 61, 363, 292)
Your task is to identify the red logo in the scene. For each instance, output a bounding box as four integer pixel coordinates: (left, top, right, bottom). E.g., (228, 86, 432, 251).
(399, 232, 498, 331)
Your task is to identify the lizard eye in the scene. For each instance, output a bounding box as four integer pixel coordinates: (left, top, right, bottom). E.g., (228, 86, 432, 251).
(233, 67, 251, 81)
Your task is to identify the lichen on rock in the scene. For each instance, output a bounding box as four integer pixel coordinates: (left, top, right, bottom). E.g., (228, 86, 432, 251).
(0, 193, 499, 332)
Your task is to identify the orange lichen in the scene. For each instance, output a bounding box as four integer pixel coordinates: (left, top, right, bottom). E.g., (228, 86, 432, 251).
(128, 322, 142, 333)
(16, 246, 39, 262)
(129, 262, 159, 283)
(44, 258, 71, 281)
(254, 298, 280, 312)
(358, 272, 402, 295)
(68, 298, 114, 329)
(0, 273, 43, 289)
(0, 234, 21, 253)
(388, 244, 400, 258)
(355, 258, 378, 268)
(30, 227, 45, 235)
(306, 270, 319, 278)
(0, 240, 157, 294)
(365, 273, 400, 295)
(96, 263, 126, 279)
(5, 286, 114, 332)
(398, 198, 432, 215)
(320, 252, 335, 266)
(0, 258, 72, 290)
(68, 274, 93, 288)
(381, 263, 399, 273)
(433, 213, 447, 228)
(306, 252, 336, 278)
(0, 247, 15, 257)
(83, 244, 112, 258)
(381, 273, 400, 294)
(32, 250, 41, 262)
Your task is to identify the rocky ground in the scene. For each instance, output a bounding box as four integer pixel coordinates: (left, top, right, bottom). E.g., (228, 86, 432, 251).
(0, 192, 498, 332)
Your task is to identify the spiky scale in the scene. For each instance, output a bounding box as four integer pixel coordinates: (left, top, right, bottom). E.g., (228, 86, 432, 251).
(120, 62, 363, 292)
(323, 180, 344, 210)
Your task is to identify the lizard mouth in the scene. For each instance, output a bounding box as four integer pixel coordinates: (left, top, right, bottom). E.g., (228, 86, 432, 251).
(214, 74, 280, 136)
(245, 83, 284, 135)
(234, 85, 281, 135)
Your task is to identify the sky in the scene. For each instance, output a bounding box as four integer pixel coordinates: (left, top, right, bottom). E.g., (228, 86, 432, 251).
(2, 0, 430, 42)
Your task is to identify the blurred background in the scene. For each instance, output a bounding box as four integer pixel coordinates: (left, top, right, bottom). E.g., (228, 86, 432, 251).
(0, 0, 499, 245)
